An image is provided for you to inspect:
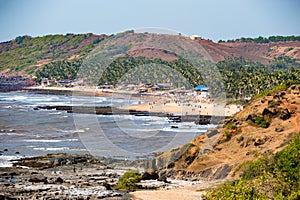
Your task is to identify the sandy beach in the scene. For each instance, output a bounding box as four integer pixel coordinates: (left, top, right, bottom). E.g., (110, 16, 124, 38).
(125, 99, 242, 117)
(26, 86, 243, 117)
(129, 179, 228, 200)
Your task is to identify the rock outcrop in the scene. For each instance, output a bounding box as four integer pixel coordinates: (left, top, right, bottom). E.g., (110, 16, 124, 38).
(149, 85, 300, 180)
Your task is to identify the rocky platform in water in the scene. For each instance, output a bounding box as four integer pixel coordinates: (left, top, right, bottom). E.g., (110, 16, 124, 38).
(34, 105, 226, 124)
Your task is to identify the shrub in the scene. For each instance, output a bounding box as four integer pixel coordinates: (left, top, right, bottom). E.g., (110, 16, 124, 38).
(224, 131, 232, 140)
(202, 179, 268, 200)
(114, 170, 142, 190)
(203, 132, 300, 200)
(224, 121, 237, 130)
(254, 116, 270, 128)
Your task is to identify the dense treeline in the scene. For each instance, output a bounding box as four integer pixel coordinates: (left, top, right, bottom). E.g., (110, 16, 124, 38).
(219, 35, 300, 43)
(217, 56, 300, 100)
(35, 55, 300, 101)
(35, 59, 82, 82)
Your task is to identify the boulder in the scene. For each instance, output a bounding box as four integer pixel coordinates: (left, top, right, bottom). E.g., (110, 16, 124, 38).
(142, 170, 159, 180)
(279, 108, 291, 120)
(246, 114, 257, 122)
(275, 126, 284, 132)
(29, 175, 47, 183)
(254, 136, 268, 146)
(262, 108, 277, 119)
(157, 174, 169, 183)
(55, 177, 64, 183)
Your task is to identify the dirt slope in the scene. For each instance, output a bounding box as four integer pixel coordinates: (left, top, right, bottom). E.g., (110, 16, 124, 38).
(196, 40, 300, 63)
(152, 85, 300, 180)
(120, 35, 300, 64)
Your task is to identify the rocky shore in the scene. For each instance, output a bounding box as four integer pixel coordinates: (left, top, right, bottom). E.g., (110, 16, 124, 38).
(0, 153, 221, 200)
(0, 154, 131, 199)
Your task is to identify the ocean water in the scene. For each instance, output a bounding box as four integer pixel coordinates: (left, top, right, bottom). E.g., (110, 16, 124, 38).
(0, 91, 214, 165)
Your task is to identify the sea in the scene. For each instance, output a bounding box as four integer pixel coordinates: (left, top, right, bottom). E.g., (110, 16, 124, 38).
(0, 91, 215, 167)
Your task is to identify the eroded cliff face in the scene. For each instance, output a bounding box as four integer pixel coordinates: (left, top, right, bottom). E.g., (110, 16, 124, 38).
(146, 85, 300, 180)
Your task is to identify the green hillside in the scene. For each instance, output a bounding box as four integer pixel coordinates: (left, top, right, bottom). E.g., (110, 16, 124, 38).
(0, 33, 107, 74)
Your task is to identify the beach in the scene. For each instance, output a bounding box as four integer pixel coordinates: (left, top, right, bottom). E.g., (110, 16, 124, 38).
(26, 85, 243, 117)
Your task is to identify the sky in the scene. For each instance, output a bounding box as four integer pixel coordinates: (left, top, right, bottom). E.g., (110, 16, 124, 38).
(0, 0, 299, 42)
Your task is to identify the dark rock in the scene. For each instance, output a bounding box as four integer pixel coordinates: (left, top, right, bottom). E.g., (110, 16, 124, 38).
(236, 136, 244, 143)
(206, 129, 219, 138)
(4, 149, 8, 152)
(275, 126, 284, 132)
(280, 108, 291, 120)
(246, 114, 257, 122)
(254, 136, 268, 146)
(102, 182, 112, 190)
(291, 85, 296, 90)
(202, 148, 211, 154)
(28, 176, 47, 183)
(55, 177, 64, 183)
(142, 171, 159, 180)
(15, 152, 20, 154)
(167, 162, 174, 169)
(0, 194, 17, 200)
(9, 172, 18, 176)
(185, 155, 196, 165)
(262, 108, 277, 118)
(273, 94, 280, 99)
(157, 174, 169, 183)
(213, 164, 232, 179)
(199, 168, 212, 178)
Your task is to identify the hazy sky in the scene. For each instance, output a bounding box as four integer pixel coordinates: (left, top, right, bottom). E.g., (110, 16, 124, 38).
(0, 0, 299, 42)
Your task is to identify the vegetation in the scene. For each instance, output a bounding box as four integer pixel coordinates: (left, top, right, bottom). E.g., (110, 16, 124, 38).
(1, 33, 300, 103)
(203, 132, 300, 200)
(220, 35, 300, 43)
(224, 121, 237, 130)
(34, 54, 300, 103)
(0, 33, 105, 72)
(254, 116, 270, 128)
(114, 170, 142, 190)
(218, 56, 300, 100)
(35, 59, 82, 82)
(253, 80, 300, 100)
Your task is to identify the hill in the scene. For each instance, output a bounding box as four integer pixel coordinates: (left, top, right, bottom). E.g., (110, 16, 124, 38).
(0, 33, 107, 76)
(197, 39, 300, 63)
(149, 84, 299, 182)
(0, 32, 299, 77)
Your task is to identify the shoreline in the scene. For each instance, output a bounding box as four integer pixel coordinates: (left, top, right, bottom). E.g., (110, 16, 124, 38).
(25, 86, 243, 117)
(0, 153, 227, 200)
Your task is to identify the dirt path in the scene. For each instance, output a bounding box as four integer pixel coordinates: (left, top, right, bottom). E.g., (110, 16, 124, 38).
(130, 179, 227, 200)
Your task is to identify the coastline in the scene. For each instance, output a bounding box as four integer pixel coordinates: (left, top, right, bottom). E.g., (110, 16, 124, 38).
(25, 85, 242, 117)
(0, 153, 227, 200)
